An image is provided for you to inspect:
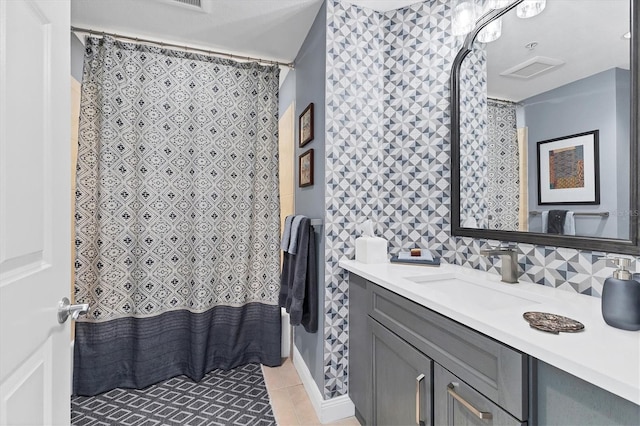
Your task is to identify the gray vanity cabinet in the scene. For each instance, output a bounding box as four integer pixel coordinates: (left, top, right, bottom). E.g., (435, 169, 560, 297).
(348, 273, 529, 426)
(371, 318, 432, 426)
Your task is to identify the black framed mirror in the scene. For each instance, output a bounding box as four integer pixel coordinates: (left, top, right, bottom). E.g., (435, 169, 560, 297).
(450, 0, 639, 254)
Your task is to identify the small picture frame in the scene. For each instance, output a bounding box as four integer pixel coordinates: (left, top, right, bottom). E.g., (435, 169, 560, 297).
(536, 130, 600, 205)
(299, 103, 314, 147)
(299, 149, 314, 187)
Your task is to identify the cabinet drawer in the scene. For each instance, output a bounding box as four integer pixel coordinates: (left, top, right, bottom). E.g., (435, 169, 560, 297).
(370, 284, 528, 421)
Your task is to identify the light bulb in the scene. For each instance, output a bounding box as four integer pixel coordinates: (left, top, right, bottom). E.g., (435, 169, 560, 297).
(516, 0, 546, 19)
(486, 0, 510, 9)
(452, 0, 479, 36)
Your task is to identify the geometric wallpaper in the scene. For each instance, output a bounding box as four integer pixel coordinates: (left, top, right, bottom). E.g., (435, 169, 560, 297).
(325, 0, 461, 400)
(459, 46, 489, 228)
(325, 0, 385, 399)
(323, 0, 637, 401)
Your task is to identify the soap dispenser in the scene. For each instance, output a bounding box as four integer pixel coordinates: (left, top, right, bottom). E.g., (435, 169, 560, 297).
(601, 257, 640, 331)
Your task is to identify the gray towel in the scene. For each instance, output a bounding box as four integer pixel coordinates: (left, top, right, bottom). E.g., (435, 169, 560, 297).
(280, 215, 294, 251)
(278, 217, 318, 333)
(287, 215, 305, 254)
(547, 210, 568, 234)
(542, 211, 575, 235)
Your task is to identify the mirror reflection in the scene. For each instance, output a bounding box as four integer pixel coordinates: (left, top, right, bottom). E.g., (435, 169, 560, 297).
(459, 0, 631, 239)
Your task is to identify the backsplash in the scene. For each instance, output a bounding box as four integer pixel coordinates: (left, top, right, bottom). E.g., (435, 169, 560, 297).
(324, 0, 637, 401)
(455, 238, 637, 297)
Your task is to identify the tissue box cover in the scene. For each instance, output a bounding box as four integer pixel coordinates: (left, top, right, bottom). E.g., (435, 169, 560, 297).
(355, 236, 387, 264)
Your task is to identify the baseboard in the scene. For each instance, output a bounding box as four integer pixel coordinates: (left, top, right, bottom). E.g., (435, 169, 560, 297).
(70, 340, 74, 393)
(292, 345, 355, 424)
(281, 308, 291, 358)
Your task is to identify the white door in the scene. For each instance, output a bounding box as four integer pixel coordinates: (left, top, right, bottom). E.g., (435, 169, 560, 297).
(0, 0, 72, 425)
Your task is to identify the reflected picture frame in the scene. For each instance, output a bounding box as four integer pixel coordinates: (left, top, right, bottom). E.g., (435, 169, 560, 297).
(299, 103, 314, 147)
(299, 149, 314, 187)
(536, 130, 600, 205)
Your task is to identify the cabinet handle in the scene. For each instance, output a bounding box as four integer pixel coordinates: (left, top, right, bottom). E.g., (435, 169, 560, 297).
(416, 373, 425, 425)
(447, 383, 493, 420)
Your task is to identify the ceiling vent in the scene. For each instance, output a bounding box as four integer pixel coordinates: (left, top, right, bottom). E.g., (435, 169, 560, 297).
(500, 56, 565, 79)
(162, 0, 211, 13)
(174, 0, 201, 7)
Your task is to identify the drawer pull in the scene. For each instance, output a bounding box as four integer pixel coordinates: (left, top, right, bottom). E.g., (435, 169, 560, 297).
(447, 383, 493, 420)
(416, 373, 425, 425)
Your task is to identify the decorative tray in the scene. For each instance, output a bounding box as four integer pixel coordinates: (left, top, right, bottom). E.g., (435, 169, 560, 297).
(390, 256, 440, 266)
(523, 311, 585, 334)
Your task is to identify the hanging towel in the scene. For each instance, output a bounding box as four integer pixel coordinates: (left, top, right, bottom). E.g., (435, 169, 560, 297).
(287, 215, 305, 254)
(564, 212, 576, 235)
(279, 217, 318, 333)
(280, 215, 294, 251)
(543, 210, 574, 235)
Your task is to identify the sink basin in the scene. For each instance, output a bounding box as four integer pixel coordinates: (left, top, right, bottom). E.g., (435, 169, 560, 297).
(404, 273, 541, 311)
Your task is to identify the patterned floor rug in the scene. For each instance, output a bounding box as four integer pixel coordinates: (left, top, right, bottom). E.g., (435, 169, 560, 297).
(71, 363, 276, 426)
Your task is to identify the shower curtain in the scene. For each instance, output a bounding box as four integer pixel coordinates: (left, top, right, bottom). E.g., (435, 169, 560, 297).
(73, 36, 281, 396)
(486, 99, 520, 231)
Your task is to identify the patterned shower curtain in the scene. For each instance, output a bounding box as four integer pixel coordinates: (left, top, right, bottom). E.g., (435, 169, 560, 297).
(73, 36, 281, 396)
(486, 99, 520, 231)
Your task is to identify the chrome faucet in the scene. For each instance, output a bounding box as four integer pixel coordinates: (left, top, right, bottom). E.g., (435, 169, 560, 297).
(480, 244, 519, 284)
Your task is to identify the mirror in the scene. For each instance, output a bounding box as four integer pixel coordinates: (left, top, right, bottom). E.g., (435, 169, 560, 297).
(451, 0, 639, 254)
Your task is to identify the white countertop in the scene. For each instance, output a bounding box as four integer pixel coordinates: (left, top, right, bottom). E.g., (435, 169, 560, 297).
(339, 258, 640, 406)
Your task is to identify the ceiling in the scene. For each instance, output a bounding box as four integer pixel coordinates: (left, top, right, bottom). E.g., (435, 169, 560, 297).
(71, 0, 420, 65)
(344, 0, 420, 11)
(485, 0, 630, 102)
(72, 1, 631, 100)
(71, 0, 325, 64)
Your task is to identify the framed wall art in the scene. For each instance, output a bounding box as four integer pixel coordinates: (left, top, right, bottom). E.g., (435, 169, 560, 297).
(299, 103, 314, 147)
(537, 130, 600, 205)
(299, 149, 314, 187)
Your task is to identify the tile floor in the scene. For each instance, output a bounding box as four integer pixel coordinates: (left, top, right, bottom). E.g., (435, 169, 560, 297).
(262, 358, 361, 426)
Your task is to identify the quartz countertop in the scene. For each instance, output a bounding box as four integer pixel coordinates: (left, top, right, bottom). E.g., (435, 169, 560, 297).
(339, 258, 640, 406)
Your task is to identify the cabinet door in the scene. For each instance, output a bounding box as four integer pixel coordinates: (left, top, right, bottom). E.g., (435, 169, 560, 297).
(349, 274, 372, 424)
(434, 364, 525, 426)
(371, 319, 432, 426)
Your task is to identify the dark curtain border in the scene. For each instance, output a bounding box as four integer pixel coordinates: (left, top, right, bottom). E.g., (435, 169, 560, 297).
(73, 303, 282, 396)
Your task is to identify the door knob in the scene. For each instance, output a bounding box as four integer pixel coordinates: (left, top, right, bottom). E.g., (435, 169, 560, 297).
(57, 297, 89, 323)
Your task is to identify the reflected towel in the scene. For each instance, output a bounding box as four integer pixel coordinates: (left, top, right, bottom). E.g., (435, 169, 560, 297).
(542, 210, 575, 235)
(565, 212, 575, 235)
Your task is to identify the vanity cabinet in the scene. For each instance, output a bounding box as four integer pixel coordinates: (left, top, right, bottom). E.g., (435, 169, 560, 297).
(349, 274, 529, 425)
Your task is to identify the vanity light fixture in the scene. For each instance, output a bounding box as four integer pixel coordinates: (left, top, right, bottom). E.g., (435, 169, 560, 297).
(452, 0, 545, 39)
(486, 0, 511, 9)
(451, 0, 479, 36)
(452, 0, 505, 38)
(516, 0, 546, 19)
(623, 31, 631, 39)
(478, 17, 503, 43)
